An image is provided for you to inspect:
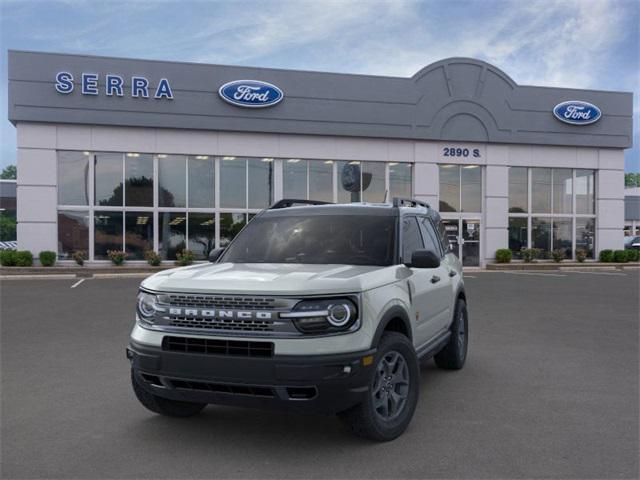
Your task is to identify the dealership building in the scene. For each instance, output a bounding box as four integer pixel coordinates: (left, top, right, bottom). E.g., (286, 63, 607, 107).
(7, 50, 633, 267)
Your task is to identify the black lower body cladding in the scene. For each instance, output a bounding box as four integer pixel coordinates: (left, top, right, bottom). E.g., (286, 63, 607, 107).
(128, 340, 376, 415)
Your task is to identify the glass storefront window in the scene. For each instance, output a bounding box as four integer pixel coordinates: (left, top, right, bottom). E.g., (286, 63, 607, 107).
(94, 211, 123, 260)
(389, 163, 412, 199)
(125, 212, 153, 260)
(575, 170, 595, 214)
(158, 212, 186, 260)
(552, 217, 572, 258)
(461, 165, 481, 212)
(220, 213, 247, 247)
(57, 210, 89, 259)
(362, 162, 386, 203)
(95, 153, 123, 206)
(188, 156, 214, 208)
(248, 159, 273, 208)
(576, 218, 595, 258)
(158, 155, 186, 207)
(508, 217, 527, 258)
(552, 169, 572, 214)
(58, 151, 90, 205)
(439, 165, 459, 212)
(531, 217, 551, 257)
(508, 167, 528, 213)
(283, 159, 307, 199)
(124, 153, 153, 207)
(337, 161, 361, 203)
(188, 213, 215, 260)
(309, 161, 333, 202)
(220, 157, 246, 208)
(531, 168, 551, 213)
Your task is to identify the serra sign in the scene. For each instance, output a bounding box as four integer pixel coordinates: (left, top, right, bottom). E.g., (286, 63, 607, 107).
(55, 72, 174, 99)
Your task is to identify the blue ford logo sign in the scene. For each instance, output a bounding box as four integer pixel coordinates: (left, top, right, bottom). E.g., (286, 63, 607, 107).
(218, 80, 283, 108)
(553, 101, 601, 125)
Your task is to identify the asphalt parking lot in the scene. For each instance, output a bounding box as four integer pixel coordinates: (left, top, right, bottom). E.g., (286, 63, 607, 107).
(1, 270, 638, 479)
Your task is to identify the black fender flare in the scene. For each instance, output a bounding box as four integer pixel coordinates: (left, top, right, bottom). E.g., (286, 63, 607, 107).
(370, 305, 413, 348)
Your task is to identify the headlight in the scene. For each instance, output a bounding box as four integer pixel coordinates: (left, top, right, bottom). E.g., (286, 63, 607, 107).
(281, 297, 358, 334)
(137, 291, 158, 323)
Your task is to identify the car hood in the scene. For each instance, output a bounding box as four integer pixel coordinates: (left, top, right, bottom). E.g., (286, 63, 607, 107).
(141, 262, 399, 295)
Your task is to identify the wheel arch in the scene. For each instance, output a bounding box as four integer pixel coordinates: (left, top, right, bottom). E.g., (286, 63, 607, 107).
(371, 306, 413, 348)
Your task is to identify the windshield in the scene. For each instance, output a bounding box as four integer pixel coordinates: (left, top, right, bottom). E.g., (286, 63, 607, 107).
(221, 214, 397, 266)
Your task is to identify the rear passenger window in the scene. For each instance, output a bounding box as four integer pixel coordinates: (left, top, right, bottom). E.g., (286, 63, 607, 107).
(419, 217, 442, 257)
(402, 217, 424, 263)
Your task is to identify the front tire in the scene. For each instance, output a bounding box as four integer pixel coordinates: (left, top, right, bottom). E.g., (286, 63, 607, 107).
(338, 332, 419, 442)
(434, 299, 468, 370)
(131, 370, 206, 417)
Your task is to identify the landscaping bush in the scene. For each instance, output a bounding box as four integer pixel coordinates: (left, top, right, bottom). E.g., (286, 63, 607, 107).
(175, 249, 196, 266)
(145, 250, 162, 266)
(599, 249, 614, 262)
(575, 249, 587, 263)
(72, 250, 87, 266)
(107, 250, 127, 266)
(551, 249, 565, 263)
(521, 248, 541, 263)
(15, 250, 33, 267)
(0, 249, 17, 266)
(495, 249, 512, 263)
(39, 250, 57, 267)
(626, 249, 639, 262)
(613, 250, 628, 263)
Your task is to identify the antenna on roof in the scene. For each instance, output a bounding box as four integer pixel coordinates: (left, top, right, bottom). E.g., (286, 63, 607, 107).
(383, 189, 389, 203)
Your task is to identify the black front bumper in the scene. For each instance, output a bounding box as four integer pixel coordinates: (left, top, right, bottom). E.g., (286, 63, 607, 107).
(128, 340, 376, 414)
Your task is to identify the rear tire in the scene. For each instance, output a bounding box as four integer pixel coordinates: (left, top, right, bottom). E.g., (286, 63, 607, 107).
(434, 299, 468, 370)
(131, 370, 206, 417)
(338, 332, 419, 442)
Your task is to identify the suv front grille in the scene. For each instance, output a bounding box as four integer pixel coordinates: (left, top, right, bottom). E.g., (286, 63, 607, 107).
(168, 294, 277, 310)
(168, 316, 274, 332)
(162, 336, 274, 357)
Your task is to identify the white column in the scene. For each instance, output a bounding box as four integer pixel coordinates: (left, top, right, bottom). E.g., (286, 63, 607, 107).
(484, 165, 509, 263)
(596, 149, 625, 253)
(413, 141, 438, 206)
(16, 123, 58, 259)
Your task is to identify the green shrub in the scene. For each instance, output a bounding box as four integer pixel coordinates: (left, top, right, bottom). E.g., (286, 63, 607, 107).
(599, 249, 614, 262)
(0, 249, 17, 266)
(39, 250, 57, 267)
(551, 249, 565, 263)
(626, 249, 639, 262)
(145, 250, 162, 266)
(15, 250, 33, 267)
(175, 249, 196, 266)
(575, 249, 587, 263)
(521, 248, 542, 263)
(495, 249, 512, 263)
(72, 250, 87, 266)
(107, 250, 127, 266)
(613, 250, 628, 263)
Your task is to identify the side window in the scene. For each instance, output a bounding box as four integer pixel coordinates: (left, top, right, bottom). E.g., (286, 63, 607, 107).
(419, 217, 443, 257)
(437, 220, 451, 252)
(402, 217, 424, 263)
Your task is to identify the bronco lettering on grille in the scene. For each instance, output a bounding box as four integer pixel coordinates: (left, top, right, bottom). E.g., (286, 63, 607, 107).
(168, 308, 274, 320)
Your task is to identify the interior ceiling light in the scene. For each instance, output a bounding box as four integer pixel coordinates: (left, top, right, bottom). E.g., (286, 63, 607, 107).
(222, 156, 236, 161)
(287, 159, 300, 163)
(195, 155, 209, 160)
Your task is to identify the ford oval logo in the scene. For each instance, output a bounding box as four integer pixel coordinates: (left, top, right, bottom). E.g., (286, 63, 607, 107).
(553, 101, 601, 125)
(218, 80, 283, 108)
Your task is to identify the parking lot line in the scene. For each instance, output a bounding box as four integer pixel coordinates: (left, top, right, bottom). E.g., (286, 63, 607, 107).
(567, 270, 627, 276)
(501, 271, 567, 277)
(70, 278, 86, 288)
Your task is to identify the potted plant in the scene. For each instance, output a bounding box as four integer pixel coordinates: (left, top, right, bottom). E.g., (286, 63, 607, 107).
(107, 250, 128, 266)
(145, 250, 162, 266)
(175, 249, 196, 266)
(72, 250, 87, 266)
(575, 248, 587, 263)
(551, 249, 565, 263)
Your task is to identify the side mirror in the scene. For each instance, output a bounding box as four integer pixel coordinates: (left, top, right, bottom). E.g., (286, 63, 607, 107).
(208, 248, 225, 263)
(406, 249, 440, 269)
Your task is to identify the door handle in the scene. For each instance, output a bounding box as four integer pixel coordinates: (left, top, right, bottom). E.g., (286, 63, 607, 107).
(430, 275, 441, 284)
(448, 270, 457, 277)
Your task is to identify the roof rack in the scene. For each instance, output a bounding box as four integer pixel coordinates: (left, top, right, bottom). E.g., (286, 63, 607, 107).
(269, 198, 333, 209)
(392, 197, 430, 209)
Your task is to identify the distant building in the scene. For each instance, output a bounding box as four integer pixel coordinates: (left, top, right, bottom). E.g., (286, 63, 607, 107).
(0, 179, 17, 245)
(625, 187, 640, 236)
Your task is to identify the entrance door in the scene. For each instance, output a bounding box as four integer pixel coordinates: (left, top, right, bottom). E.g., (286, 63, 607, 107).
(441, 218, 481, 267)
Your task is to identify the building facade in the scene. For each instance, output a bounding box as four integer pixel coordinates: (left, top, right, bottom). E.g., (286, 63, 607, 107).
(8, 51, 633, 266)
(625, 188, 640, 236)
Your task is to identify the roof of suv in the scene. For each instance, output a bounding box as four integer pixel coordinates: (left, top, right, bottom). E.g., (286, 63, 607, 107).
(262, 200, 437, 218)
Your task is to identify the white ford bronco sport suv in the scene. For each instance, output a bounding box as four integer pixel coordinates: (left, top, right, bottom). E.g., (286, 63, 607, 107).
(128, 197, 468, 441)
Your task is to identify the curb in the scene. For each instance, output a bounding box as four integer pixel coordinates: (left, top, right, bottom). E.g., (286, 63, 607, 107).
(486, 262, 638, 271)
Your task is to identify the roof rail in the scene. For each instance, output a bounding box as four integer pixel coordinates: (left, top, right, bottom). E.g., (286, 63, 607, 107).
(269, 198, 333, 209)
(392, 197, 430, 209)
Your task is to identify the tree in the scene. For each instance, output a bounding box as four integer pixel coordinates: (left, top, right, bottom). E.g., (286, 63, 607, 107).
(1, 165, 16, 180)
(625, 172, 640, 188)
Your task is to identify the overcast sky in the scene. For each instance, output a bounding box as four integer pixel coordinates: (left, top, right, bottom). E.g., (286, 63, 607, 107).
(1, 0, 638, 171)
